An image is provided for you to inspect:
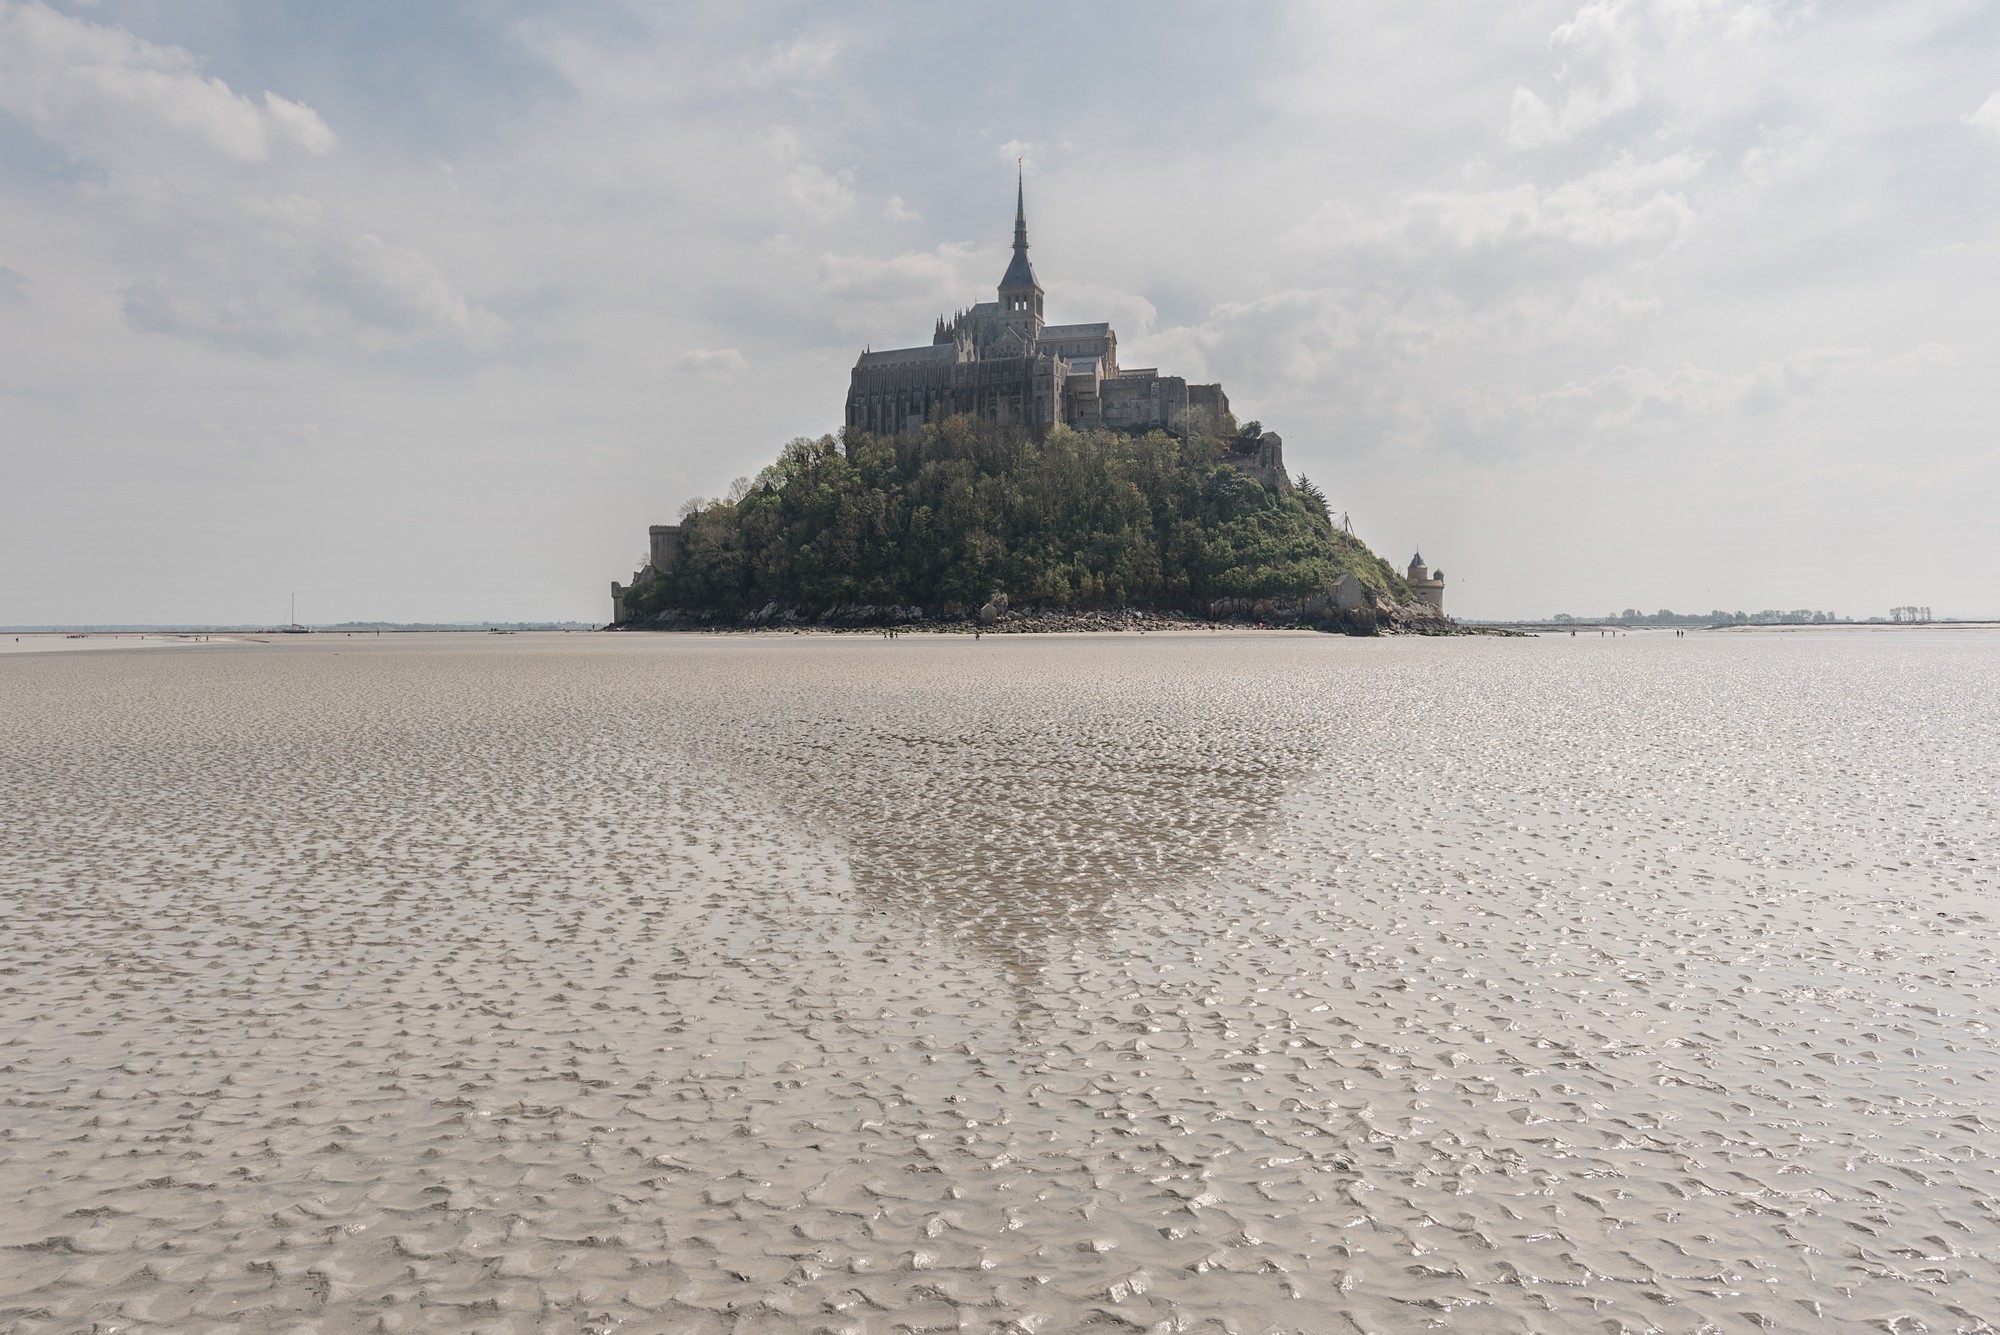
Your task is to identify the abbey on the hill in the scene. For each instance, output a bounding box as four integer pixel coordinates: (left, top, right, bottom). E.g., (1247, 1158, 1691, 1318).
(846, 174, 1231, 438)
(609, 175, 1455, 625)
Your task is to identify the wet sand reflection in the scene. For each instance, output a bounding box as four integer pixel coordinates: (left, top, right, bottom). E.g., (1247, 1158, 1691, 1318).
(695, 640, 1340, 1000)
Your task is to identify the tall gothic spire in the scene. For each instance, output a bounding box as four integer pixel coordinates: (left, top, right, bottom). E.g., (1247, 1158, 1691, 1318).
(999, 161, 1040, 296)
(1014, 164, 1028, 251)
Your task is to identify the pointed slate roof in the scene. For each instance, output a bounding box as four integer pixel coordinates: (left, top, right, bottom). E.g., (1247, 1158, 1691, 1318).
(999, 168, 1040, 293)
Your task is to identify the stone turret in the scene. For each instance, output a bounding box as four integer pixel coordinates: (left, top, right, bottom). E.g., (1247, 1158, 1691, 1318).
(648, 524, 682, 573)
(612, 525, 685, 624)
(1406, 552, 1446, 615)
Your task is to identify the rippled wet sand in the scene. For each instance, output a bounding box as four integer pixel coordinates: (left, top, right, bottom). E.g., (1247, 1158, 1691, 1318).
(3, 630, 1996, 1334)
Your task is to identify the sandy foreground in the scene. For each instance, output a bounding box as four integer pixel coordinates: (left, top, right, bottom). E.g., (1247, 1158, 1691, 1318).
(2, 630, 1996, 1333)
(0, 633, 248, 655)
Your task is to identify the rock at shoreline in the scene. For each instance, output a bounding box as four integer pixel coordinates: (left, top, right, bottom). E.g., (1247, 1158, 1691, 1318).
(617, 599, 1461, 636)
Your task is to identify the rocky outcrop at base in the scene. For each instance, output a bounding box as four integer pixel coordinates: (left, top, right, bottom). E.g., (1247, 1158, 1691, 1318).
(617, 597, 1460, 636)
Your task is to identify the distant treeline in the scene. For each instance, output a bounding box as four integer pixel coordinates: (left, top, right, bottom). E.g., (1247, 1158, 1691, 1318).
(1554, 609, 1850, 626)
(622, 416, 1410, 619)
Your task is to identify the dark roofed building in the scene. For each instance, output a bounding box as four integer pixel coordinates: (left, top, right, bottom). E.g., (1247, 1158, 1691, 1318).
(846, 173, 1229, 438)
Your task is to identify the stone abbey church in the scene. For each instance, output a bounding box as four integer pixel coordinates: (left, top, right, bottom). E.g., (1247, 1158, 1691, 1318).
(846, 178, 1230, 437)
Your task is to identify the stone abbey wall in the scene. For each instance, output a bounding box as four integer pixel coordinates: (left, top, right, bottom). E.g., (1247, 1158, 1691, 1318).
(846, 184, 1228, 441)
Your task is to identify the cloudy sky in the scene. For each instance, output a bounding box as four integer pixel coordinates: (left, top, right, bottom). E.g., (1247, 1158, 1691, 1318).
(2, 0, 1995, 623)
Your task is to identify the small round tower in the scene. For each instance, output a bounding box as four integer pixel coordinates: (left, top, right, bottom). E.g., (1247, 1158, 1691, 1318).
(1406, 551, 1447, 616)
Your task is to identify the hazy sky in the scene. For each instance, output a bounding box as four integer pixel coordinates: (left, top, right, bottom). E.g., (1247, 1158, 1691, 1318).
(2, 0, 1995, 623)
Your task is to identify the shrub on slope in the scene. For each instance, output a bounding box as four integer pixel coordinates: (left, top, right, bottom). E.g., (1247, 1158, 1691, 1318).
(624, 416, 1409, 619)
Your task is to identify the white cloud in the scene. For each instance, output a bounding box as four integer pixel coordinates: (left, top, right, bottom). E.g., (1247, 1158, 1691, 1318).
(0, 0, 490, 368)
(816, 242, 985, 339)
(741, 36, 839, 89)
(777, 163, 854, 219)
(1737, 124, 1815, 186)
(1306, 150, 1704, 257)
(260, 92, 337, 155)
(238, 193, 326, 228)
(313, 234, 493, 339)
(883, 195, 920, 223)
(1270, 150, 1706, 362)
(1506, 0, 1791, 148)
(120, 198, 503, 358)
(812, 244, 968, 297)
(759, 125, 802, 161)
(1051, 283, 1157, 339)
(0, 0, 335, 165)
(1885, 342, 1958, 372)
(1448, 346, 1869, 442)
(680, 347, 748, 378)
(1138, 284, 1447, 426)
(817, 243, 977, 301)
(1968, 91, 2000, 142)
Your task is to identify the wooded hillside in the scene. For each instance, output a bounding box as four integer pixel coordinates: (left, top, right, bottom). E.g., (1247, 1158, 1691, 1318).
(620, 416, 1410, 621)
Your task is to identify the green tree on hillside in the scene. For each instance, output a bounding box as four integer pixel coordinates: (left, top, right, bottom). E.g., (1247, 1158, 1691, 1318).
(622, 415, 1410, 620)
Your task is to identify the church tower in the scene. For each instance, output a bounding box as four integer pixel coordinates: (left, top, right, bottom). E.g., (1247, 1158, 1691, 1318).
(997, 167, 1044, 335)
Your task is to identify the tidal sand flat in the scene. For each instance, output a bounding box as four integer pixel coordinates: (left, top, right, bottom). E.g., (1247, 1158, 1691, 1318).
(2, 631, 1995, 1333)
(0, 634, 233, 656)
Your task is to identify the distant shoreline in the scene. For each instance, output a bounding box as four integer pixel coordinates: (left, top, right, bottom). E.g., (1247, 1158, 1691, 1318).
(1466, 620, 2000, 633)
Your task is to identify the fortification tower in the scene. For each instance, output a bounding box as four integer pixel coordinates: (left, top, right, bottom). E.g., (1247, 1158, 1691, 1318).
(1406, 552, 1447, 616)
